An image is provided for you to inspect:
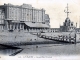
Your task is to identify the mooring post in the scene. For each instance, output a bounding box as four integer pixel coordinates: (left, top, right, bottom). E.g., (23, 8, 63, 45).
(69, 35, 71, 43)
(66, 36, 67, 41)
(74, 33, 76, 44)
(63, 36, 64, 41)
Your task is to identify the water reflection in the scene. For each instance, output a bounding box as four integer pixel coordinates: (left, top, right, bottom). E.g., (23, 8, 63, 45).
(0, 49, 23, 56)
(17, 43, 80, 55)
(0, 43, 80, 56)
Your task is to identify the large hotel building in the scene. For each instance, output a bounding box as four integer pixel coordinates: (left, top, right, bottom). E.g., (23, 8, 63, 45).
(0, 3, 50, 32)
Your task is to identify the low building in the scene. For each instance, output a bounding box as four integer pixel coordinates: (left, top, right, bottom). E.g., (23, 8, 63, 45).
(48, 28, 60, 32)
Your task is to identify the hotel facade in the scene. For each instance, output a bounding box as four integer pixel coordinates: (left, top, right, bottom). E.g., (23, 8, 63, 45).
(0, 3, 50, 32)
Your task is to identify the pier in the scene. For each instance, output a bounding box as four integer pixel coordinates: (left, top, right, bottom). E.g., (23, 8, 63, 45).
(34, 32, 77, 44)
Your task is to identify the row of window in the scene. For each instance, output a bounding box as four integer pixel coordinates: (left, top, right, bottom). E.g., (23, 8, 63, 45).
(0, 15, 4, 19)
(8, 7, 44, 22)
(27, 29, 59, 32)
(8, 14, 44, 22)
(0, 20, 4, 24)
(9, 7, 43, 13)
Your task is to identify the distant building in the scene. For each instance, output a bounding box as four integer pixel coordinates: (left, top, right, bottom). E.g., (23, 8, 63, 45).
(0, 3, 50, 32)
(44, 14, 50, 27)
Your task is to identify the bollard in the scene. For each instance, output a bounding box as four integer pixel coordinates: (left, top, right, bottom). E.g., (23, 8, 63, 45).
(66, 36, 67, 41)
(63, 36, 64, 41)
(69, 35, 71, 43)
(74, 33, 76, 44)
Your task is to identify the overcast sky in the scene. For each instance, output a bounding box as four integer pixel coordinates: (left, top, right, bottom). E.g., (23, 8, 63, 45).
(0, 0, 80, 28)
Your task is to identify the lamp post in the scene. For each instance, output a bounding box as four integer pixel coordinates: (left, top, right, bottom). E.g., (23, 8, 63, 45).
(36, 32, 38, 48)
(74, 22, 77, 44)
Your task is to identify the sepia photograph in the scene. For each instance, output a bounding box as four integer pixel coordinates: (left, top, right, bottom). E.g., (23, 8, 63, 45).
(0, 0, 80, 60)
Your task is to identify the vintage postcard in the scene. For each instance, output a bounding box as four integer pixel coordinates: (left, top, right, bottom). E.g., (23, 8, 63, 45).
(0, 0, 80, 60)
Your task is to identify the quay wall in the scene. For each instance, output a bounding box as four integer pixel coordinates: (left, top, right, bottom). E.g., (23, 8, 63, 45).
(0, 31, 80, 46)
(0, 31, 57, 46)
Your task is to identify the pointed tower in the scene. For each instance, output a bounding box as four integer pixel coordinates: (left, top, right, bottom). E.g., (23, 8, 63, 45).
(60, 4, 76, 32)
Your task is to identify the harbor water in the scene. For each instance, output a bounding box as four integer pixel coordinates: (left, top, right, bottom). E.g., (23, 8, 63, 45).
(0, 43, 80, 56)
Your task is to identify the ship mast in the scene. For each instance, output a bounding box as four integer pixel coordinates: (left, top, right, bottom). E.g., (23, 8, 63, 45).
(79, 16, 80, 28)
(64, 3, 71, 18)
